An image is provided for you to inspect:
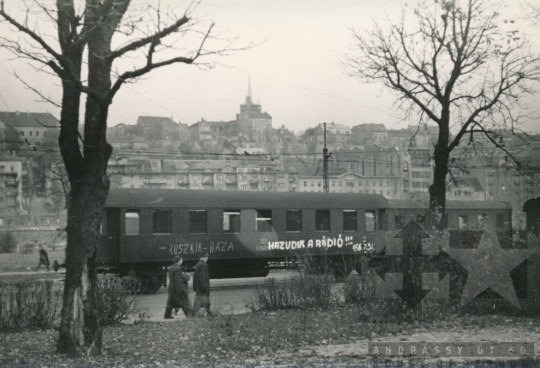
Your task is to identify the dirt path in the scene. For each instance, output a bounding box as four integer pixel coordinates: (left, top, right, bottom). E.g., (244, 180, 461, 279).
(261, 326, 540, 366)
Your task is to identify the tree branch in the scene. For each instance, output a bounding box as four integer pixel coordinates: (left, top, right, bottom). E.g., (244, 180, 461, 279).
(107, 14, 189, 60)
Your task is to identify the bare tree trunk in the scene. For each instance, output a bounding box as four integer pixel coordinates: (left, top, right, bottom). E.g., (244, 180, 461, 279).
(57, 180, 107, 356)
(429, 118, 450, 230)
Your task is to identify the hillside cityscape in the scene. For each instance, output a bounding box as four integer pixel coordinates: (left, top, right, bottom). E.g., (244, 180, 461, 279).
(0, 79, 539, 230)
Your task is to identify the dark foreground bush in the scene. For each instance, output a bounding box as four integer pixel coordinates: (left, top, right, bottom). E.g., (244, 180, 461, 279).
(251, 272, 339, 311)
(0, 276, 146, 332)
(343, 272, 456, 323)
(0, 280, 62, 332)
(95, 276, 147, 326)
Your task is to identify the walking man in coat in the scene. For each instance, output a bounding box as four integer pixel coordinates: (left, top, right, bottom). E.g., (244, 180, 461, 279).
(193, 251, 213, 316)
(164, 255, 192, 319)
(36, 245, 50, 272)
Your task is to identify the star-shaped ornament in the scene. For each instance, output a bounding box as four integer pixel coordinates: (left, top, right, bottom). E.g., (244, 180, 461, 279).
(446, 222, 536, 309)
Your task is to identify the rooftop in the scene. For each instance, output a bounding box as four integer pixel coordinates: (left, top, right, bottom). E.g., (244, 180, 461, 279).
(0, 111, 59, 128)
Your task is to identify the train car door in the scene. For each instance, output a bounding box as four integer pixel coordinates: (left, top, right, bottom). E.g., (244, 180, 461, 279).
(98, 208, 121, 267)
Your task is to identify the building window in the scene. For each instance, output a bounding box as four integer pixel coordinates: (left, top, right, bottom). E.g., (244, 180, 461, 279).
(223, 210, 241, 233)
(331, 181, 335, 186)
(395, 214, 406, 229)
(36, 131, 39, 136)
(339, 181, 342, 187)
(256, 210, 273, 232)
(125, 210, 140, 235)
(318, 182, 321, 187)
(286, 210, 302, 232)
(365, 210, 376, 232)
(315, 210, 331, 232)
(250, 183, 259, 190)
(458, 214, 468, 229)
(496, 214, 505, 228)
(343, 210, 357, 232)
(311, 182, 314, 187)
(29, 131, 32, 136)
(20, 131, 24, 136)
(153, 209, 172, 234)
(189, 210, 207, 234)
(346, 182, 354, 187)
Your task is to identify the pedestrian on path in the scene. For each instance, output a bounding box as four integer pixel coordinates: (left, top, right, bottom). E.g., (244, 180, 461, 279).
(164, 255, 192, 319)
(35, 245, 50, 272)
(193, 251, 213, 317)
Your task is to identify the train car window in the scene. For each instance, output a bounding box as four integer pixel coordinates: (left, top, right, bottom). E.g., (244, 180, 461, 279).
(125, 210, 140, 236)
(315, 210, 331, 232)
(223, 210, 241, 233)
(458, 214, 468, 229)
(496, 214, 505, 228)
(395, 214, 406, 229)
(189, 210, 207, 234)
(365, 210, 376, 232)
(256, 210, 273, 232)
(286, 210, 302, 232)
(153, 209, 172, 234)
(343, 210, 357, 232)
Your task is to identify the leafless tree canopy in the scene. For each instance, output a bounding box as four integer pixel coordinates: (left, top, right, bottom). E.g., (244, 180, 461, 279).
(347, 0, 540, 227)
(0, 0, 247, 357)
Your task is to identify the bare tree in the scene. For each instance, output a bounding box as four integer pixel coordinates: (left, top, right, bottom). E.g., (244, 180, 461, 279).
(0, 0, 244, 356)
(522, 1, 540, 28)
(347, 0, 540, 228)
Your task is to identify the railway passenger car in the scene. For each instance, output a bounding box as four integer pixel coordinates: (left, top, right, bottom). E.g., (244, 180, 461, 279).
(98, 188, 389, 292)
(385, 199, 513, 231)
(97, 188, 514, 293)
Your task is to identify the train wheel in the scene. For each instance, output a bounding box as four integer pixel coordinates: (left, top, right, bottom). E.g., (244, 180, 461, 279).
(253, 267, 270, 277)
(141, 276, 162, 294)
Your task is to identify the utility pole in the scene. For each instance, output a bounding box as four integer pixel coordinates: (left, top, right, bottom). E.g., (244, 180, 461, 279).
(323, 122, 331, 193)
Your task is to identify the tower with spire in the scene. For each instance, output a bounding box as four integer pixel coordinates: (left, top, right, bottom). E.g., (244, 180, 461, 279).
(237, 77, 272, 139)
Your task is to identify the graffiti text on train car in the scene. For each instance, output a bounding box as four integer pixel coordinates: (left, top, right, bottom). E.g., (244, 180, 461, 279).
(268, 235, 345, 250)
(267, 234, 374, 252)
(170, 242, 235, 255)
(169, 243, 203, 255)
(209, 241, 234, 253)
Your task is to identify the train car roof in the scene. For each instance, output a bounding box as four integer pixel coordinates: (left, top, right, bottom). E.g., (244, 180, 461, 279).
(386, 199, 512, 210)
(105, 188, 390, 209)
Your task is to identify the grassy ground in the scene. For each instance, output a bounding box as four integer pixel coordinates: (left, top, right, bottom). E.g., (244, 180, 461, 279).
(0, 307, 539, 367)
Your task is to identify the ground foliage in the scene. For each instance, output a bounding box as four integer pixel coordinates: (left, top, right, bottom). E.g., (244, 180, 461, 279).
(0, 277, 144, 333)
(0, 309, 539, 367)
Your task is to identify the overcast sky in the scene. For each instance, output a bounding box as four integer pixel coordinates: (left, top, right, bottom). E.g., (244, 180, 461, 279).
(0, 0, 539, 134)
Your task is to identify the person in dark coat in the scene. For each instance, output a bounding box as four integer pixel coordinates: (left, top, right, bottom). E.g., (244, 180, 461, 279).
(36, 245, 50, 272)
(193, 251, 212, 316)
(164, 255, 192, 319)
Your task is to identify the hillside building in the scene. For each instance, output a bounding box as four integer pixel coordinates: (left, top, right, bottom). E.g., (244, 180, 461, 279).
(0, 111, 59, 144)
